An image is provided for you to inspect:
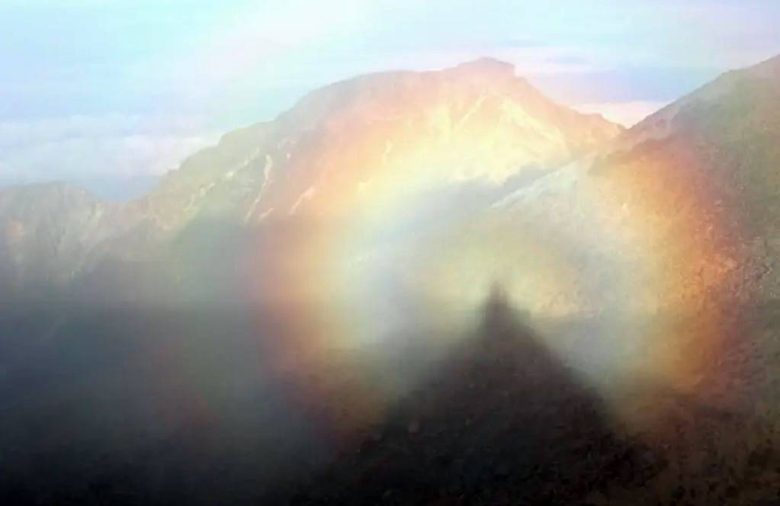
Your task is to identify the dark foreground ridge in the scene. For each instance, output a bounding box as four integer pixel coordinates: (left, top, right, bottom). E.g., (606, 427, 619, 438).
(1, 297, 779, 504)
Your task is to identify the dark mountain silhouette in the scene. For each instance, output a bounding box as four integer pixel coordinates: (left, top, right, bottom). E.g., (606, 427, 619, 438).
(270, 287, 659, 505)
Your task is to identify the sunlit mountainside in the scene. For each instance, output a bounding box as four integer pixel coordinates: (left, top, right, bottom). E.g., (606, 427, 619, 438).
(1, 55, 779, 504)
(0, 58, 621, 300)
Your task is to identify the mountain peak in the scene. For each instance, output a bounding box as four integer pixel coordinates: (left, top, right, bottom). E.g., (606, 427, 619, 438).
(0, 58, 624, 287)
(448, 57, 516, 78)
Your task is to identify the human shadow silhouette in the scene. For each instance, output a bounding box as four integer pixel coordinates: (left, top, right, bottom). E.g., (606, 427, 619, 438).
(279, 285, 654, 505)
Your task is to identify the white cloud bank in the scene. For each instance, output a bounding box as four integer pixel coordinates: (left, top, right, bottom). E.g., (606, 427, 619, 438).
(0, 114, 219, 196)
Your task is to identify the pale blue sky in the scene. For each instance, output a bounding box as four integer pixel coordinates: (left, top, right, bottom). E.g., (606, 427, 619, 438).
(1, 0, 778, 198)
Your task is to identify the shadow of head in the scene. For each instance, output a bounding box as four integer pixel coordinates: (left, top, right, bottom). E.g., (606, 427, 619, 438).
(479, 281, 533, 342)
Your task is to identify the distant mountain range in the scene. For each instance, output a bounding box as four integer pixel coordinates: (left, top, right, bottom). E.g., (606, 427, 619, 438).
(3, 55, 778, 311)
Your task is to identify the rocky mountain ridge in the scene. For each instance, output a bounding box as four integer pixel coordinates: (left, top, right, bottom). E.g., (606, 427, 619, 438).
(0, 58, 623, 298)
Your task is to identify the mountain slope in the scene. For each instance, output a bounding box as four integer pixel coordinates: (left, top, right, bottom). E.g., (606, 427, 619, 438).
(497, 54, 780, 311)
(0, 183, 120, 297)
(0, 59, 622, 301)
(598, 53, 780, 227)
(142, 58, 621, 226)
(482, 54, 780, 503)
